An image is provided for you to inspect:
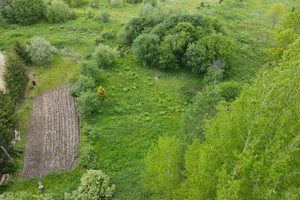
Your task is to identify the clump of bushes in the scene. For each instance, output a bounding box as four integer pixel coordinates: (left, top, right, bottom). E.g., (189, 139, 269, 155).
(26, 37, 56, 65)
(94, 11, 110, 23)
(110, 0, 122, 7)
(12, 0, 45, 25)
(92, 44, 118, 68)
(46, 0, 72, 23)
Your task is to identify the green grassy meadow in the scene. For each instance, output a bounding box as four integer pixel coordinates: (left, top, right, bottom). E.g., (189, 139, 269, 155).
(1, 0, 298, 199)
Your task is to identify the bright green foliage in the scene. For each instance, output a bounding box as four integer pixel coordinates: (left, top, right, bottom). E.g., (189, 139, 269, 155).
(269, 10, 299, 58)
(142, 136, 182, 200)
(72, 75, 96, 97)
(0, 191, 37, 200)
(0, 93, 15, 174)
(46, 0, 71, 23)
(12, 0, 45, 25)
(92, 44, 118, 68)
(132, 34, 160, 67)
(181, 85, 223, 144)
(3, 54, 28, 103)
(78, 145, 99, 170)
(217, 80, 242, 102)
(266, 3, 285, 29)
(12, 40, 30, 63)
(158, 35, 180, 69)
(180, 39, 300, 200)
(77, 90, 101, 120)
(97, 86, 106, 101)
(27, 37, 56, 65)
(76, 170, 115, 200)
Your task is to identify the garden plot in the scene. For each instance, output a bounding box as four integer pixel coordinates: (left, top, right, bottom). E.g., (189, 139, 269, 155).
(21, 84, 80, 179)
(0, 52, 5, 90)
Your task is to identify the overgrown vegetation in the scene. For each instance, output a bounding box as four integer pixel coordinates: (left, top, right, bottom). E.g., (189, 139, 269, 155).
(0, 0, 299, 200)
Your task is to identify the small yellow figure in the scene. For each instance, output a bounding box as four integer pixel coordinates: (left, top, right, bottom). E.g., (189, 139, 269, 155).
(97, 86, 106, 101)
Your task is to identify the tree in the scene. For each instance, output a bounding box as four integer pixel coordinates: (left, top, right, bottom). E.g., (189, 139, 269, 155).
(3, 54, 28, 103)
(266, 3, 285, 29)
(92, 45, 118, 68)
(217, 81, 242, 102)
(78, 60, 102, 79)
(46, 0, 71, 23)
(27, 37, 56, 65)
(132, 34, 160, 67)
(76, 90, 101, 120)
(0, 0, 15, 23)
(12, 40, 30, 63)
(72, 75, 96, 97)
(97, 86, 106, 102)
(72, 170, 115, 200)
(142, 136, 182, 200)
(0, 93, 15, 174)
(181, 85, 224, 144)
(179, 39, 300, 200)
(12, 0, 45, 25)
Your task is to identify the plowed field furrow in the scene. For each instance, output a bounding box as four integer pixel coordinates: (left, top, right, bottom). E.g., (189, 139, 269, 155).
(21, 84, 80, 179)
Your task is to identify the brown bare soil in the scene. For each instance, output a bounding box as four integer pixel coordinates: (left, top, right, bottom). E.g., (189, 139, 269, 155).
(21, 84, 80, 179)
(0, 51, 5, 90)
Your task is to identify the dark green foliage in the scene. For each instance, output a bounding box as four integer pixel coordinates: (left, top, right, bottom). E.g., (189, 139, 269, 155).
(12, 40, 30, 63)
(143, 0, 157, 7)
(72, 75, 96, 97)
(158, 35, 179, 69)
(94, 11, 110, 23)
(185, 43, 207, 73)
(0, 0, 15, 23)
(46, 0, 71, 23)
(92, 44, 118, 68)
(217, 81, 242, 102)
(77, 90, 101, 120)
(0, 92, 16, 174)
(3, 54, 28, 103)
(78, 60, 102, 79)
(132, 34, 160, 67)
(181, 85, 223, 144)
(12, 0, 45, 25)
(78, 144, 99, 169)
(70, 0, 88, 7)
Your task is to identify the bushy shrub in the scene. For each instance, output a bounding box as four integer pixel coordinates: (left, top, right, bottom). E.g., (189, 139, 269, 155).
(110, 0, 121, 7)
(12, 0, 45, 25)
(132, 34, 160, 67)
(75, 170, 115, 200)
(27, 37, 56, 65)
(0, 191, 36, 200)
(143, 0, 157, 6)
(3, 54, 28, 103)
(97, 86, 106, 101)
(127, 0, 142, 4)
(12, 40, 30, 63)
(89, 0, 100, 8)
(78, 145, 99, 169)
(141, 2, 154, 15)
(203, 65, 224, 84)
(72, 75, 96, 97)
(185, 43, 207, 73)
(0, 0, 15, 23)
(86, 8, 94, 19)
(46, 0, 71, 23)
(94, 11, 110, 23)
(92, 44, 118, 68)
(70, 0, 88, 7)
(78, 60, 102, 78)
(77, 90, 101, 119)
(217, 81, 242, 102)
(158, 35, 179, 69)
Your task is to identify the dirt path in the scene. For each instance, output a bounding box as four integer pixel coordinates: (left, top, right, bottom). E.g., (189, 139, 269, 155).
(21, 84, 80, 180)
(0, 52, 5, 90)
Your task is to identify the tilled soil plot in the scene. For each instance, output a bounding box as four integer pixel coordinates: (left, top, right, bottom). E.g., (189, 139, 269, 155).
(0, 52, 5, 90)
(21, 84, 80, 179)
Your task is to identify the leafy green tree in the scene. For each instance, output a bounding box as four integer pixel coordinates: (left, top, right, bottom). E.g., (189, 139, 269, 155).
(27, 37, 56, 65)
(181, 85, 223, 144)
(266, 3, 285, 29)
(184, 42, 207, 73)
(12, 40, 30, 63)
(179, 39, 300, 200)
(142, 136, 182, 200)
(217, 81, 242, 102)
(12, 0, 45, 25)
(71, 170, 115, 200)
(78, 60, 102, 79)
(0, 93, 15, 174)
(0, 0, 15, 23)
(46, 0, 71, 23)
(72, 75, 96, 97)
(3, 54, 28, 103)
(92, 45, 118, 68)
(158, 35, 180, 69)
(76, 90, 101, 120)
(132, 34, 160, 67)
